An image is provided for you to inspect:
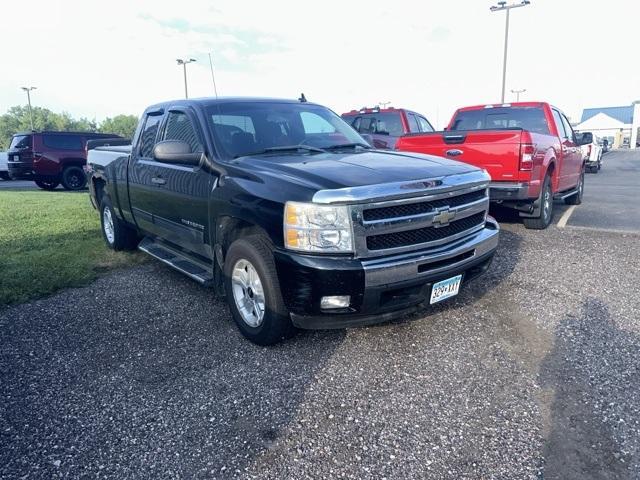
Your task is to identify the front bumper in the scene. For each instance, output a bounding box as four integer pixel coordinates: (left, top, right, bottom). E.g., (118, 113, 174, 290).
(489, 182, 532, 201)
(274, 217, 500, 329)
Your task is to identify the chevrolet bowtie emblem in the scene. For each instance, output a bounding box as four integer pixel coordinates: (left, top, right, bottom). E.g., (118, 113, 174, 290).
(432, 207, 456, 227)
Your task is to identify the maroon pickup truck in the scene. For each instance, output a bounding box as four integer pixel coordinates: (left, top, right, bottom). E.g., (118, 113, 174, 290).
(396, 102, 591, 229)
(342, 107, 434, 149)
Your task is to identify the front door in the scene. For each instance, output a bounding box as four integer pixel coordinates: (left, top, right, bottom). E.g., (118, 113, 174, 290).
(148, 109, 212, 259)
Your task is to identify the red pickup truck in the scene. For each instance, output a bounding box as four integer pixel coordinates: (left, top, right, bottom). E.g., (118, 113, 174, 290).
(342, 107, 434, 150)
(396, 102, 589, 229)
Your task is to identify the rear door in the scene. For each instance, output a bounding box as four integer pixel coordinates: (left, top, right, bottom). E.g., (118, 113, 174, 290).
(559, 112, 582, 189)
(551, 108, 580, 191)
(149, 109, 211, 257)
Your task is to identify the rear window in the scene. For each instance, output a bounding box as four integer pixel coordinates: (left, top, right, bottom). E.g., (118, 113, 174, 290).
(344, 112, 405, 136)
(43, 134, 84, 150)
(449, 107, 550, 134)
(9, 135, 32, 149)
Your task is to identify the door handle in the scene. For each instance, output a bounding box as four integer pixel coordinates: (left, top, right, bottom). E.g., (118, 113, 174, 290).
(151, 176, 166, 186)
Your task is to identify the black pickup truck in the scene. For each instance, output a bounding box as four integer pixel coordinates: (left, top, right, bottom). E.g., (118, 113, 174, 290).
(87, 97, 499, 345)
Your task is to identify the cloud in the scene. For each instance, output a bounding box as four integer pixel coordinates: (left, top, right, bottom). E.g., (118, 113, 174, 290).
(1, 0, 638, 127)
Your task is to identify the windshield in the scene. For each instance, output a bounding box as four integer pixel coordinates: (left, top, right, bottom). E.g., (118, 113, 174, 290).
(344, 112, 405, 136)
(9, 135, 32, 150)
(207, 102, 367, 159)
(450, 107, 550, 134)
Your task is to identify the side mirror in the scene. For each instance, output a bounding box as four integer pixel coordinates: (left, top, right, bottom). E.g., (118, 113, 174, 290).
(153, 140, 202, 165)
(360, 134, 374, 147)
(575, 132, 593, 146)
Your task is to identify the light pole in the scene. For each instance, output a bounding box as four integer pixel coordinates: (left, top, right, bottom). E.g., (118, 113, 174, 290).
(176, 58, 196, 99)
(378, 101, 391, 109)
(511, 88, 526, 101)
(490, 0, 530, 103)
(21, 86, 37, 130)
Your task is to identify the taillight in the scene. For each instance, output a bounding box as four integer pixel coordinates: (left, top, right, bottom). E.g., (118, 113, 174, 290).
(519, 143, 534, 171)
(587, 145, 592, 157)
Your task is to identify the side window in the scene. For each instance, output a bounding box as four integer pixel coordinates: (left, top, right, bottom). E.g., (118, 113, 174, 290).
(552, 110, 567, 139)
(406, 113, 420, 133)
(417, 116, 434, 133)
(164, 112, 203, 153)
(300, 112, 337, 134)
(561, 114, 575, 142)
(139, 114, 162, 158)
(43, 134, 83, 150)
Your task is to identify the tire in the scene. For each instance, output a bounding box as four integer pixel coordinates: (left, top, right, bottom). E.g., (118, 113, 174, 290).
(523, 174, 554, 230)
(61, 166, 87, 191)
(0, 172, 10, 181)
(223, 235, 295, 345)
(100, 195, 139, 251)
(565, 168, 584, 205)
(35, 179, 60, 190)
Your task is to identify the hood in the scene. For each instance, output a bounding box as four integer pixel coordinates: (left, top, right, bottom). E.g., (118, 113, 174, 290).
(229, 150, 479, 192)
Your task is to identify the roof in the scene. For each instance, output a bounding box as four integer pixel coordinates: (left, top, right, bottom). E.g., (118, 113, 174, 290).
(12, 131, 117, 137)
(147, 96, 310, 111)
(581, 106, 634, 124)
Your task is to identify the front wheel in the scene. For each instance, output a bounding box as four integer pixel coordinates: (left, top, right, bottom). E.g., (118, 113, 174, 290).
(523, 174, 554, 230)
(35, 179, 60, 190)
(61, 166, 87, 190)
(223, 235, 295, 345)
(100, 195, 139, 251)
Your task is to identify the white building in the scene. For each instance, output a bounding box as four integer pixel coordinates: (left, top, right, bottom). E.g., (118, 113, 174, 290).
(574, 102, 640, 149)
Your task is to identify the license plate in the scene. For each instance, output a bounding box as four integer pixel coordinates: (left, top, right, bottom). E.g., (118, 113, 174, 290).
(430, 274, 462, 304)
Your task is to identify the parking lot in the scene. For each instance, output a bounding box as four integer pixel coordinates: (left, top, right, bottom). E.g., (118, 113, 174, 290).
(1, 150, 639, 479)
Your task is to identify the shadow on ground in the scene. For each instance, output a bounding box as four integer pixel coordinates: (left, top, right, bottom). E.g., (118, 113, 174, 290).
(539, 299, 640, 479)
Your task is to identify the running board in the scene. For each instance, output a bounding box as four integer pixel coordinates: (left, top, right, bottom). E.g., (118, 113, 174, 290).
(554, 187, 579, 200)
(138, 237, 214, 286)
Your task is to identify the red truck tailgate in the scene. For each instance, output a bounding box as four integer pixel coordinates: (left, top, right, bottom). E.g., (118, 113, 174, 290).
(396, 130, 524, 182)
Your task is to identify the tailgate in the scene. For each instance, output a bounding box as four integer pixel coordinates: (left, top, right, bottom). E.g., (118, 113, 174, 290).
(396, 130, 524, 182)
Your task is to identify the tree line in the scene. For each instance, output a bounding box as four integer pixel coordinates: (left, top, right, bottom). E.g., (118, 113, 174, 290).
(0, 106, 138, 149)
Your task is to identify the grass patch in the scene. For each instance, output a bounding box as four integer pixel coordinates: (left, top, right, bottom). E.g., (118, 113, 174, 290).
(0, 190, 145, 306)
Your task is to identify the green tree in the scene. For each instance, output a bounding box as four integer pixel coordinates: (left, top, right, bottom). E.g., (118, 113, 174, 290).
(0, 106, 136, 149)
(99, 115, 138, 139)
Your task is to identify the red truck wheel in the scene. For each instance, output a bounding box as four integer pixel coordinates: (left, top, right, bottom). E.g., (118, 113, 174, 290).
(523, 175, 553, 230)
(61, 166, 87, 191)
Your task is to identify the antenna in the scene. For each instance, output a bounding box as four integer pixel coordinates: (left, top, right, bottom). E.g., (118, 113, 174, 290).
(298, 93, 307, 103)
(208, 53, 219, 98)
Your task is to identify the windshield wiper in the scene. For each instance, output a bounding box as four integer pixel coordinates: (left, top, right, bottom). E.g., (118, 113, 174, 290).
(233, 145, 326, 158)
(323, 142, 371, 151)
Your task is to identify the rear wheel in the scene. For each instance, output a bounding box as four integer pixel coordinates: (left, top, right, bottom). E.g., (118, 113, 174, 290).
(224, 235, 295, 345)
(35, 179, 59, 190)
(523, 174, 553, 230)
(100, 195, 139, 251)
(61, 166, 87, 190)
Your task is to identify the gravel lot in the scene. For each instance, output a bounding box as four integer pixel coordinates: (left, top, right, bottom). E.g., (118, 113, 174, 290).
(1, 151, 639, 479)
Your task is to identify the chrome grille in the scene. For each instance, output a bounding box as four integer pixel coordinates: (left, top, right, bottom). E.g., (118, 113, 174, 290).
(351, 185, 489, 258)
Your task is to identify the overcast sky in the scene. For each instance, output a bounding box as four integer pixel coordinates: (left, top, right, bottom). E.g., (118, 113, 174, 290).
(1, 0, 638, 128)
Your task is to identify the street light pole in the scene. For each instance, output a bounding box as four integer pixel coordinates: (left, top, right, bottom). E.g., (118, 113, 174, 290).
(511, 88, 526, 101)
(21, 86, 37, 130)
(490, 1, 530, 103)
(176, 58, 196, 99)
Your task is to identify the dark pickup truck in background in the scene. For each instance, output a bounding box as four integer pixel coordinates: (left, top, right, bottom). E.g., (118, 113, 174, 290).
(396, 102, 590, 229)
(342, 106, 435, 149)
(87, 97, 499, 345)
(7, 130, 122, 190)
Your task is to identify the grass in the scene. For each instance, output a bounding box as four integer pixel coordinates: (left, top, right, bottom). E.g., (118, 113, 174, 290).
(0, 189, 146, 306)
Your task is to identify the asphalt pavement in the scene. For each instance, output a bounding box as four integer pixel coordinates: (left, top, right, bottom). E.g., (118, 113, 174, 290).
(0, 179, 38, 189)
(1, 150, 639, 479)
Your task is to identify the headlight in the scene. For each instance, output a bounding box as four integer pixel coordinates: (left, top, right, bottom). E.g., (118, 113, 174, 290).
(284, 202, 353, 252)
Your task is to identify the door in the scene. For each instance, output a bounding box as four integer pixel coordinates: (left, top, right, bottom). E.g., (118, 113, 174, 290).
(148, 109, 212, 258)
(559, 113, 582, 189)
(551, 109, 575, 191)
(128, 111, 164, 235)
